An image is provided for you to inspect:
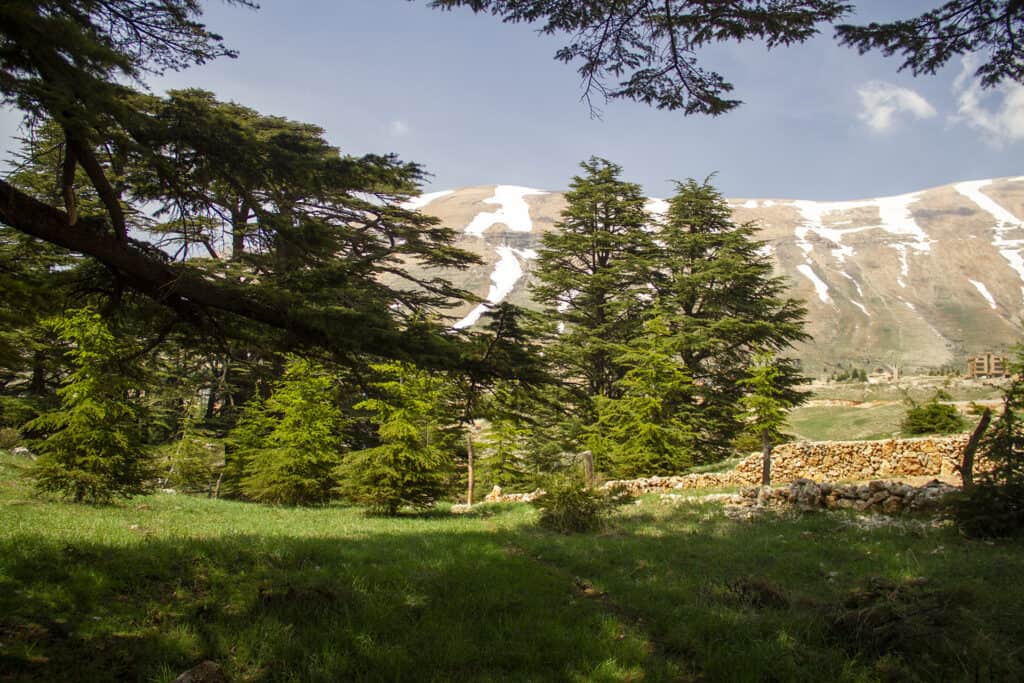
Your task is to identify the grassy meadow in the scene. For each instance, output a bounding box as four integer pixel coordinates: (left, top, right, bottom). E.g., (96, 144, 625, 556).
(786, 377, 1005, 442)
(2, 452, 1023, 682)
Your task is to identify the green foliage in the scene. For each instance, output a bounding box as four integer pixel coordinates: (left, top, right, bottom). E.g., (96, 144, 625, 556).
(231, 357, 348, 505)
(830, 367, 868, 382)
(432, 1, 851, 115)
(337, 362, 457, 514)
(901, 389, 966, 436)
(641, 178, 808, 463)
(157, 431, 224, 494)
(0, 427, 21, 450)
(532, 476, 627, 534)
(737, 352, 807, 443)
(836, 2, 1023, 91)
(594, 314, 698, 477)
(955, 357, 1024, 538)
(532, 157, 653, 409)
(26, 309, 153, 503)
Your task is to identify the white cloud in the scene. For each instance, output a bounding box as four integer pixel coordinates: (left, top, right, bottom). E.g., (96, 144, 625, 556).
(952, 55, 1024, 144)
(388, 119, 411, 137)
(857, 81, 937, 132)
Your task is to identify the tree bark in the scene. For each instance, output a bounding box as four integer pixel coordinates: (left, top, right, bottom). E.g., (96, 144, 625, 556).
(582, 450, 595, 486)
(466, 432, 475, 506)
(961, 408, 992, 492)
(760, 428, 772, 486)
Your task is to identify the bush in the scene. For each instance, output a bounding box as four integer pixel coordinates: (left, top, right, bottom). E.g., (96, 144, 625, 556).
(901, 390, 965, 436)
(532, 476, 629, 534)
(27, 309, 154, 503)
(0, 427, 20, 450)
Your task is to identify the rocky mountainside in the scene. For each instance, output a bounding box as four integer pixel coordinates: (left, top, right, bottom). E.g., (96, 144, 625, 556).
(404, 177, 1024, 375)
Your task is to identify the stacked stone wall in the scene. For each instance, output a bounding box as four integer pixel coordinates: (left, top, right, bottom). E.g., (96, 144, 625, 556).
(603, 434, 976, 495)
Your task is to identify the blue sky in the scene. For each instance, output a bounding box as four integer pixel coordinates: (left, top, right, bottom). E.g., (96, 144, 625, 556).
(3, 0, 1022, 200)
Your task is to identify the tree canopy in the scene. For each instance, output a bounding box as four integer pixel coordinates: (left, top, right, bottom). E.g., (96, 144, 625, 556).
(428, 1, 1024, 114)
(0, 1, 494, 374)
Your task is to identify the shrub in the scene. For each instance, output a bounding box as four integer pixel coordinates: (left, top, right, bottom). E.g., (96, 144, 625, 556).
(0, 427, 20, 450)
(26, 309, 154, 503)
(336, 362, 457, 515)
(901, 390, 965, 436)
(232, 357, 347, 506)
(532, 476, 629, 534)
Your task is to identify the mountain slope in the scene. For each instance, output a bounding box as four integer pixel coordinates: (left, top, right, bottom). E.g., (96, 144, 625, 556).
(407, 177, 1024, 375)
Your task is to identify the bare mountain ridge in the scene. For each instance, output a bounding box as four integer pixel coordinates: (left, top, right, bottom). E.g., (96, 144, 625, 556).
(405, 177, 1024, 375)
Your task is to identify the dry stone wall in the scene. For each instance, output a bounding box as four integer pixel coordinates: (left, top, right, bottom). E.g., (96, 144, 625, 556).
(603, 434, 976, 495)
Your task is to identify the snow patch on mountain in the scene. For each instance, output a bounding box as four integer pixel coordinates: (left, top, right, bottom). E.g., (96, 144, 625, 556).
(955, 180, 1024, 294)
(645, 198, 669, 216)
(969, 279, 998, 309)
(401, 190, 454, 211)
(453, 246, 536, 329)
(464, 186, 548, 236)
(797, 264, 831, 304)
(791, 193, 930, 279)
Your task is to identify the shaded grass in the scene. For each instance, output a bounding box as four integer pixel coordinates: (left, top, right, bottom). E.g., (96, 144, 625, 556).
(2, 453, 1023, 681)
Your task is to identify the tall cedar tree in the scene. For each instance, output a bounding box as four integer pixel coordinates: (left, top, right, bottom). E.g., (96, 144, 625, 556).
(0, 4, 484, 372)
(648, 178, 808, 463)
(27, 308, 154, 503)
(531, 157, 654, 420)
(337, 362, 458, 515)
(594, 313, 700, 477)
(233, 356, 348, 505)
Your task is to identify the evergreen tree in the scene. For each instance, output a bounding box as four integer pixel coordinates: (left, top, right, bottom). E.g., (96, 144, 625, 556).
(531, 157, 653, 417)
(901, 389, 966, 436)
(594, 313, 700, 477)
(337, 362, 458, 515)
(232, 356, 348, 505)
(27, 308, 153, 503)
(737, 351, 807, 485)
(647, 178, 808, 462)
(0, 4, 487, 374)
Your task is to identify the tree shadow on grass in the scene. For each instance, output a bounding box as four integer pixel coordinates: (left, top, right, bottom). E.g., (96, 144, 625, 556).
(0, 524, 682, 682)
(511, 502, 1021, 682)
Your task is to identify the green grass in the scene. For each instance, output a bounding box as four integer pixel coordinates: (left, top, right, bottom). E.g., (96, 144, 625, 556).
(2, 452, 1023, 682)
(788, 403, 907, 441)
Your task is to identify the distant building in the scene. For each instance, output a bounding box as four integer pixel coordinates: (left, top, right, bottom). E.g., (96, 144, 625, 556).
(966, 353, 1010, 378)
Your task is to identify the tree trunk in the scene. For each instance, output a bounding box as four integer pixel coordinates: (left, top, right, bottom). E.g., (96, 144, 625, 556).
(581, 450, 595, 486)
(466, 432, 475, 506)
(761, 428, 772, 487)
(961, 408, 992, 492)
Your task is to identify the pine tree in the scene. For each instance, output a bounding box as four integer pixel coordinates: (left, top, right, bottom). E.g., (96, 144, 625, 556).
(336, 362, 458, 515)
(737, 351, 807, 485)
(27, 308, 153, 503)
(234, 356, 348, 505)
(531, 157, 653, 417)
(648, 178, 808, 462)
(594, 313, 699, 477)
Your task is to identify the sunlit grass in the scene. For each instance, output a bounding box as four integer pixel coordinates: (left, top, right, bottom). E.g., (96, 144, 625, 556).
(2, 452, 1022, 681)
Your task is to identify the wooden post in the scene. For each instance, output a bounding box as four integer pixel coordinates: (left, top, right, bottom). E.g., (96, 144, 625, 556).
(582, 450, 594, 486)
(761, 428, 772, 487)
(960, 408, 992, 492)
(466, 432, 475, 506)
